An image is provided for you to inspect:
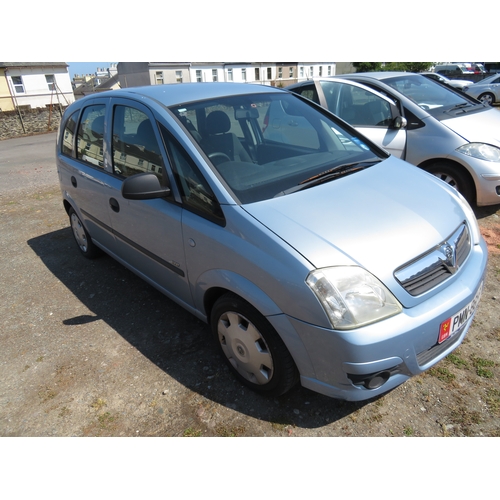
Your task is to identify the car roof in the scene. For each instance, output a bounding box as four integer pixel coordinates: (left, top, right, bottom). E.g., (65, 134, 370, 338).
(77, 82, 284, 107)
(340, 72, 415, 80)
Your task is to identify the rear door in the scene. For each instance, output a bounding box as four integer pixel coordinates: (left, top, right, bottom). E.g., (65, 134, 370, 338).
(57, 97, 116, 251)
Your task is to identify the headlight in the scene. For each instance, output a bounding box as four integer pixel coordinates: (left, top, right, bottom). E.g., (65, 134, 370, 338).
(306, 266, 402, 330)
(457, 143, 500, 162)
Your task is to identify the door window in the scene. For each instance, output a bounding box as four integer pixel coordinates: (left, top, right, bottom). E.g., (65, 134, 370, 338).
(111, 105, 163, 179)
(160, 123, 223, 223)
(76, 105, 106, 168)
(320, 81, 392, 127)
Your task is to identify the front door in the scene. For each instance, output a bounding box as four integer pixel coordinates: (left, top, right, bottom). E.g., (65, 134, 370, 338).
(104, 100, 192, 308)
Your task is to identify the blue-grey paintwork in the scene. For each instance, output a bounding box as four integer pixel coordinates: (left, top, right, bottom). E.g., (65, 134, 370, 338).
(56, 83, 488, 401)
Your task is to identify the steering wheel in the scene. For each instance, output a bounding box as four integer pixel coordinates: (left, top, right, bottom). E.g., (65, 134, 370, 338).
(208, 152, 231, 164)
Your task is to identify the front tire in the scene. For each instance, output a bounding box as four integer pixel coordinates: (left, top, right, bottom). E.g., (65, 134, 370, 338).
(211, 293, 299, 396)
(478, 92, 495, 105)
(68, 207, 101, 259)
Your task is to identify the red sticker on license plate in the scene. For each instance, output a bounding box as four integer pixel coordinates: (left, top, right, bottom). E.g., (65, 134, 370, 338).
(438, 282, 483, 344)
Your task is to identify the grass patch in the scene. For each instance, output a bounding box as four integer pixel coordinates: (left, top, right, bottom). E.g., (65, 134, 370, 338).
(446, 353, 469, 369)
(428, 366, 456, 383)
(472, 357, 495, 378)
(403, 426, 414, 436)
(183, 427, 202, 437)
(97, 412, 117, 429)
(215, 425, 246, 437)
(485, 389, 500, 414)
(450, 406, 481, 427)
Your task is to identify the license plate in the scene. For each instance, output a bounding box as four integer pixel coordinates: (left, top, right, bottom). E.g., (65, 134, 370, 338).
(438, 282, 483, 344)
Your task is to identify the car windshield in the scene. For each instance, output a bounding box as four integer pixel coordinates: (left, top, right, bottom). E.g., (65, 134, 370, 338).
(474, 74, 500, 85)
(169, 92, 384, 204)
(382, 74, 477, 115)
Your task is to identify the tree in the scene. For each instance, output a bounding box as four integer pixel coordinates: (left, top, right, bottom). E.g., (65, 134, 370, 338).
(353, 62, 433, 73)
(353, 62, 384, 72)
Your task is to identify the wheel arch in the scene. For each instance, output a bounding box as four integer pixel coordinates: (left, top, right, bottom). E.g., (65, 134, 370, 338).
(418, 157, 477, 203)
(199, 270, 284, 322)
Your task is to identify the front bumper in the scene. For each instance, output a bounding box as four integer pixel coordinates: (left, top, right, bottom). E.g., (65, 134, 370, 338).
(275, 238, 488, 401)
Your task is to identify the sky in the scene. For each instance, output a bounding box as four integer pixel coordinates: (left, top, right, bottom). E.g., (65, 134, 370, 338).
(67, 62, 117, 79)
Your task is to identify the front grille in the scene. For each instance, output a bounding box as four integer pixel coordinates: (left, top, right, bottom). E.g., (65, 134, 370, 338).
(395, 223, 471, 296)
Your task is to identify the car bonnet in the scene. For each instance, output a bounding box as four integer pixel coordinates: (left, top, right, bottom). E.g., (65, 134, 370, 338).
(440, 106, 500, 146)
(242, 157, 467, 303)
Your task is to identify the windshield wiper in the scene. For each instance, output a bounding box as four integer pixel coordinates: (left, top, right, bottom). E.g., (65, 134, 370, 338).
(444, 102, 475, 113)
(275, 159, 381, 197)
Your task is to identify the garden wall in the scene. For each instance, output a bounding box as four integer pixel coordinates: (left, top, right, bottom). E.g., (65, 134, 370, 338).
(0, 105, 67, 141)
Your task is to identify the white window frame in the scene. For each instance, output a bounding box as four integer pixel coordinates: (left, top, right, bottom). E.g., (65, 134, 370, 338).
(155, 71, 164, 85)
(45, 74, 56, 91)
(12, 76, 25, 93)
(175, 70, 183, 83)
(212, 69, 218, 82)
(196, 70, 202, 83)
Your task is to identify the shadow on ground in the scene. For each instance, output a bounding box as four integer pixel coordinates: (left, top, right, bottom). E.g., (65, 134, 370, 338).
(28, 227, 374, 429)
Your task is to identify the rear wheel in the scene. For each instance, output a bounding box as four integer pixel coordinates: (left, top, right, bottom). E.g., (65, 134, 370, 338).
(478, 92, 495, 105)
(68, 207, 101, 259)
(425, 162, 474, 205)
(211, 293, 299, 396)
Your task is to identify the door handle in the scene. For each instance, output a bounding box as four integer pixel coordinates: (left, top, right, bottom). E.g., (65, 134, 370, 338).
(109, 198, 120, 213)
(71, 176, 77, 188)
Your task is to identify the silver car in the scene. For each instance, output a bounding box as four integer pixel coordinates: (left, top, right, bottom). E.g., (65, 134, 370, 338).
(56, 83, 487, 401)
(287, 72, 500, 206)
(421, 72, 473, 91)
(465, 73, 500, 105)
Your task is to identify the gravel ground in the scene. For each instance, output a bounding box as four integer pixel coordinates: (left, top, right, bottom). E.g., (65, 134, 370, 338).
(1, 132, 500, 439)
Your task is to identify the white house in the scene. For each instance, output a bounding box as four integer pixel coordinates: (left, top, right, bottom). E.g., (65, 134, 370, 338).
(1, 62, 75, 110)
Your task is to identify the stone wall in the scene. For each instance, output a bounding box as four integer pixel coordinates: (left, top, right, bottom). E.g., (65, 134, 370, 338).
(0, 105, 68, 141)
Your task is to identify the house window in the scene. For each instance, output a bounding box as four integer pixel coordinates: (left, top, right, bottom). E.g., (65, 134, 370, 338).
(227, 68, 233, 81)
(155, 71, 164, 85)
(241, 68, 247, 81)
(319, 66, 323, 77)
(176, 71, 183, 83)
(278, 67, 282, 78)
(12, 76, 25, 93)
(267, 67, 272, 80)
(309, 66, 314, 77)
(255, 67, 260, 80)
(196, 70, 202, 82)
(327, 65, 332, 76)
(289, 67, 294, 78)
(212, 69, 218, 82)
(45, 74, 55, 91)
(299, 67, 304, 78)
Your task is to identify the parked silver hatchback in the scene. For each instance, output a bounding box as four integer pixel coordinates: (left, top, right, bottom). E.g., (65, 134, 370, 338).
(56, 83, 487, 401)
(287, 72, 500, 206)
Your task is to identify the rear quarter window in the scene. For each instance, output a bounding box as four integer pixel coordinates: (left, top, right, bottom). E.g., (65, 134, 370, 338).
(61, 111, 79, 157)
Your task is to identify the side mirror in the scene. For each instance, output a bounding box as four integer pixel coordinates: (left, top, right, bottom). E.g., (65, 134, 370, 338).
(121, 173, 170, 200)
(392, 116, 407, 129)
